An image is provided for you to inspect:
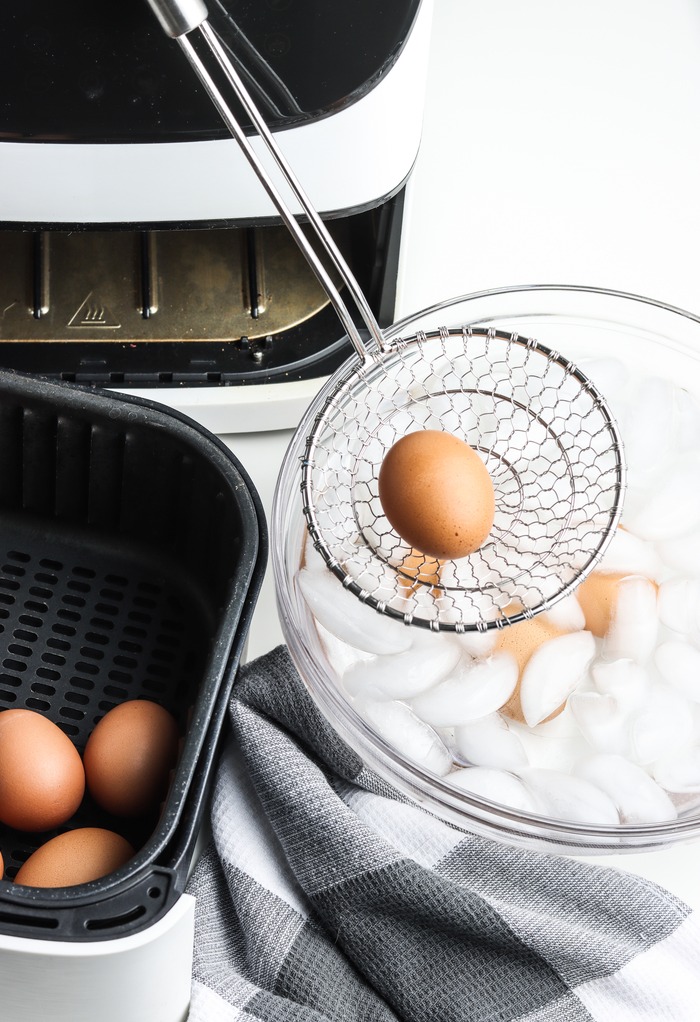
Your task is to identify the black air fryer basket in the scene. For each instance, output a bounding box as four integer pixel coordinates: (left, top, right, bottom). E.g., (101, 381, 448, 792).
(0, 371, 266, 940)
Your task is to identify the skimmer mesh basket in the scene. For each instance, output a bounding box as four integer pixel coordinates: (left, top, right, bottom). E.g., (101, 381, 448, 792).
(301, 326, 626, 631)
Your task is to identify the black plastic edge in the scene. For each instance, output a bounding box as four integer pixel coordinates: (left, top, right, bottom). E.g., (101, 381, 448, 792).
(1, 0, 424, 148)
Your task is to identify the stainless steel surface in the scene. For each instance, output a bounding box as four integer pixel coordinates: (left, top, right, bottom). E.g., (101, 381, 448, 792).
(145, 0, 208, 38)
(0, 228, 335, 342)
(198, 18, 385, 358)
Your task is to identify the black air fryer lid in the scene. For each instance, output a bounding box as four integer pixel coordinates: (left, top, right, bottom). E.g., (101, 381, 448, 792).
(2, 0, 422, 144)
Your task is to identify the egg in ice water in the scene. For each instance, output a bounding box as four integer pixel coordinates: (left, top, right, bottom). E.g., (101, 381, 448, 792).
(378, 430, 495, 559)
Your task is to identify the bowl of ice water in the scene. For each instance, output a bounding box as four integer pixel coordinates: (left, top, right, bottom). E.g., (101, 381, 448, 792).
(273, 286, 700, 853)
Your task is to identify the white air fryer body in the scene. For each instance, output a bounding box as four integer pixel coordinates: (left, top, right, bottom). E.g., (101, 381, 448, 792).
(0, 0, 433, 227)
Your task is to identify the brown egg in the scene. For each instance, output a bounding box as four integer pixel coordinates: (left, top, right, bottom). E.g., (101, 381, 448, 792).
(14, 828, 134, 888)
(378, 430, 495, 560)
(576, 571, 657, 637)
(398, 549, 442, 598)
(83, 699, 180, 817)
(0, 850, 4, 880)
(496, 614, 568, 724)
(0, 709, 85, 832)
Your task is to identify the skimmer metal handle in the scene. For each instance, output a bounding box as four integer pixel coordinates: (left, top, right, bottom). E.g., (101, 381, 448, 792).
(143, 0, 385, 362)
(145, 0, 208, 37)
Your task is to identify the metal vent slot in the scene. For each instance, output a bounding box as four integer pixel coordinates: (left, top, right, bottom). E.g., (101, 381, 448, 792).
(0, 227, 338, 343)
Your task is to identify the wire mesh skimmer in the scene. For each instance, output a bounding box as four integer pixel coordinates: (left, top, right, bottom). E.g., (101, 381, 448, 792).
(145, 0, 627, 631)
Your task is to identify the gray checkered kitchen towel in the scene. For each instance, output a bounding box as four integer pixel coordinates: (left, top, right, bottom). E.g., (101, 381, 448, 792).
(186, 646, 700, 1022)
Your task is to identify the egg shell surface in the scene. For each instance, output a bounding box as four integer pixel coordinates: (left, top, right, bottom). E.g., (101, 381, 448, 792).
(496, 616, 568, 724)
(14, 828, 134, 888)
(0, 709, 85, 832)
(378, 430, 496, 560)
(577, 571, 657, 638)
(83, 699, 180, 818)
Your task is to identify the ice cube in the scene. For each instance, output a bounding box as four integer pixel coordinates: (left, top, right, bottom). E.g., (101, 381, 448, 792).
(674, 385, 700, 454)
(623, 455, 700, 541)
(447, 766, 539, 813)
(569, 691, 631, 756)
(316, 621, 372, 677)
(534, 702, 586, 736)
(541, 594, 585, 632)
(620, 484, 656, 529)
(652, 747, 700, 792)
(602, 576, 658, 664)
(509, 712, 590, 773)
(302, 530, 328, 574)
(356, 699, 453, 776)
(621, 377, 678, 487)
(591, 659, 650, 713)
(578, 357, 629, 408)
(411, 653, 518, 728)
(452, 629, 498, 659)
(342, 551, 403, 609)
(342, 635, 461, 702)
(596, 527, 662, 580)
(519, 630, 596, 727)
(452, 713, 528, 771)
(629, 684, 694, 764)
(573, 753, 677, 823)
(297, 567, 413, 655)
(657, 577, 700, 635)
(689, 703, 700, 744)
(657, 529, 700, 577)
(517, 767, 620, 825)
(655, 640, 700, 702)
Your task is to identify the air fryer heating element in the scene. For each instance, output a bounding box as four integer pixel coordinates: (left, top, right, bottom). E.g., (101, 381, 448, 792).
(146, 0, 626, 630)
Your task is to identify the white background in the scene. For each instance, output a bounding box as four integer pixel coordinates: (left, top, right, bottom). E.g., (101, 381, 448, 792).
(397, 0, 700, 316)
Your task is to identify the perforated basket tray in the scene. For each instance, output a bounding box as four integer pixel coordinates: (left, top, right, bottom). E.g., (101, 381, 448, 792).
(0, 371, 266, 941)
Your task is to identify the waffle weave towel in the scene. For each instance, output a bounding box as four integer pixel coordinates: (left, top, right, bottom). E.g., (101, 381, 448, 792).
(186, 645, 700, 1021)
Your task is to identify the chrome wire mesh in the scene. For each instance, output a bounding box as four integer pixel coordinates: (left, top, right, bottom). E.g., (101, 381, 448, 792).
(301, 326, 626, 631)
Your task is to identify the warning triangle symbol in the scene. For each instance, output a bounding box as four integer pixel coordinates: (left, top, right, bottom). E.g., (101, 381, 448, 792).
(68, 291, 121, 329)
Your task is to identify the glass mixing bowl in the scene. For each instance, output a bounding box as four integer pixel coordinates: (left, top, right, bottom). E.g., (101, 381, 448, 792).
(273, 285, 700, 854)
